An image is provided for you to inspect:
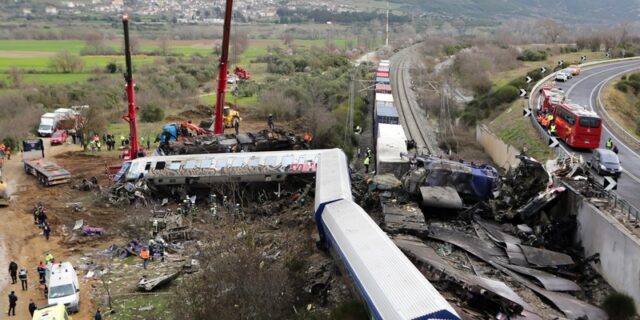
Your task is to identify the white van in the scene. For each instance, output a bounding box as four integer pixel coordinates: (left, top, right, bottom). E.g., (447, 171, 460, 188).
(47, 262, 80, 313)
(38, 113, 59, 137)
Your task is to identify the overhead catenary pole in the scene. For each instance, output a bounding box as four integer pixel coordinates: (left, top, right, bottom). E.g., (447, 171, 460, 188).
(213, 0, 234, 134)
(122, 15, 140, 160)
(385, 1, 389, 47)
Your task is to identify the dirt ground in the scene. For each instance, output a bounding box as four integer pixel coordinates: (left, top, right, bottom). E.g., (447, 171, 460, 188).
(0, 140, 99, 319)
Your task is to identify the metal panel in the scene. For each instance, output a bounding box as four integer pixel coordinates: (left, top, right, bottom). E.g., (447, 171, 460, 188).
(499, 263, 581, 292)
(517, 244, 574, 267)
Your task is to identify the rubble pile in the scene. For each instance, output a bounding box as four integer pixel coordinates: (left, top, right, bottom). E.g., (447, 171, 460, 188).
(355, 154, 622, 319)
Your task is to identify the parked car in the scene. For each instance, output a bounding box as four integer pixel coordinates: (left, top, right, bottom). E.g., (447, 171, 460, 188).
(590, 148, 621, 177)
(50, 130, 68, 145)
(555, 72, 569, 82)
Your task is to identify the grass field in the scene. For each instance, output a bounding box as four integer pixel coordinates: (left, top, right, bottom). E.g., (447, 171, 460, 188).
(487, 100, 554, 161)
(0, 37, 345, 86)
(601, 78, 640, 140)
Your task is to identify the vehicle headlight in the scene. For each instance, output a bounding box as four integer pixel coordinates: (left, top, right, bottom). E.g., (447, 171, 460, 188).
(600, 165, 606, 170)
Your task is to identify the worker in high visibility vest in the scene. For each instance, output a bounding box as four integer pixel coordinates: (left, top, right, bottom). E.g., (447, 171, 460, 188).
(547, 114, 554, 123)
(140, 247, 150, 269)
(548, 123, 557, 136)
(363, 156, 370, 173)
(606, 138, 613, 150)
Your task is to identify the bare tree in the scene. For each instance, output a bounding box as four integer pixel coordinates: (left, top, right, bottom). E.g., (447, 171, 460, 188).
(48, 51, 84, 73)
(538, 19, 563, 43)
(158, 34, 172, 56)
(83, 32, 105, 55)
(281, 33, 294, 47)
(77, 104, 108, 137)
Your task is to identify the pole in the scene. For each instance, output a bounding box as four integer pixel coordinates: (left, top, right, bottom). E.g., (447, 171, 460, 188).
(385, 1, 389, 47)
(213, 0, 234, 135)
(122, 15, 140, 160)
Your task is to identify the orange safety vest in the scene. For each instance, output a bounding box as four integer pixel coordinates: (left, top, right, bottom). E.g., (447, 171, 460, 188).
(140, 250, 150, 260)
(541, 118, 549, 127)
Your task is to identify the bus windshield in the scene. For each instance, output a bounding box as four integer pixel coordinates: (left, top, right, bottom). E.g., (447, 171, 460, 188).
(579, 117, 601, 128)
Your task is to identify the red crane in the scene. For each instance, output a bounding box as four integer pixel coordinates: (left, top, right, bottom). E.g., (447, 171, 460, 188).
(122, 15, 141, 160)
(213, 0, 234, 134)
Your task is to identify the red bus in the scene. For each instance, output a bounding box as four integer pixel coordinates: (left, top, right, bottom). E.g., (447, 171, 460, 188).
(551, 103, 602, 149)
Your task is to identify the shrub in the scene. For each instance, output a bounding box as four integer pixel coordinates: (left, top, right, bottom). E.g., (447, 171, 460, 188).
(621, 75, 627, 81)
(493, 85, 520, 104)
(140, 103, 165, 122)
(616, 82, 628, 93)
(517, 49, 547, 61)
(602, 292, 636, 320)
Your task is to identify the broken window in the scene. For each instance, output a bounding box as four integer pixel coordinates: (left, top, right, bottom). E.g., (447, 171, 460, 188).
(249, 157, 260, 166)
(216, 159, 228, 169)
(265, 156, 277, 167)
(199, 159, 212, 169)
(184, 160, 198, 169)
(282, 156, 293, 167)
(155, 162, 166, 170)
(232, 157, 244, 167)
(169, 161, 181, 170)
(145, 162, 151, 170)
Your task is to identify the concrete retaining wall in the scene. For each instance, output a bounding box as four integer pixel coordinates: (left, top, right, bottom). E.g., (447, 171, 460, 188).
(475, 124, 521, 171)
(570, 187, 640, 312)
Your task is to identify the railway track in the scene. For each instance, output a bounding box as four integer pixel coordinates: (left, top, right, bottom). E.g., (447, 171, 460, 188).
(391, 49, 433, 155)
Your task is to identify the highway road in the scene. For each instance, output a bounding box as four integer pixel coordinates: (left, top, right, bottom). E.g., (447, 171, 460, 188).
(553, 60, 640, 209)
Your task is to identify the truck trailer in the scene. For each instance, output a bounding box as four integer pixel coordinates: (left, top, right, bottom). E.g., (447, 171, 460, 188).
(22, 139, 71, 186)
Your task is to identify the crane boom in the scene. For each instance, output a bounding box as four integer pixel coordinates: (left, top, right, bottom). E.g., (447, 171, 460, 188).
(213, 0, 234, 134)
(122, 15, 140, 160)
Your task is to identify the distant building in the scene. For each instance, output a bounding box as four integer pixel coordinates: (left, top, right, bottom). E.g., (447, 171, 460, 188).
(22, 8, 32, 16)
(45, 6, 58, 15)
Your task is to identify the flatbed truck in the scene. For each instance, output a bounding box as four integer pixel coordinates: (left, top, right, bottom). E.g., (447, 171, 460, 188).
(23, 139, 71, 186)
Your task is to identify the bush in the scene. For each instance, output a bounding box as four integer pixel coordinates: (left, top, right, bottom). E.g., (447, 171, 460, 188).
(140, 103, 165, 122)
(493, 85, 520, 104)
(621, 75, 627, 81)
(616, 82, 628, 93)
(602, 292, 636, 320)
(517, 49, 547, 61)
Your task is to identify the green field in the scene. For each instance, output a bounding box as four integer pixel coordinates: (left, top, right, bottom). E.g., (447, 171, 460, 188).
(0, 73, 97, 85)
(0, 38, 347, 86)
(0, 40, 87, 52)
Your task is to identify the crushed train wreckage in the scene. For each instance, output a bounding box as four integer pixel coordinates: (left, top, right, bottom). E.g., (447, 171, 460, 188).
(158, 125, 312, 155)
(366, 154, 614, 319)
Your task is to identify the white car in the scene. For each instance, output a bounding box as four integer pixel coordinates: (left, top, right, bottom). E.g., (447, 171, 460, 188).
(555, 72, 569, 82)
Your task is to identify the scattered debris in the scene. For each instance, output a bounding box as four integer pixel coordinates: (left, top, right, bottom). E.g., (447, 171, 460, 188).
(138, 272, 181, 291)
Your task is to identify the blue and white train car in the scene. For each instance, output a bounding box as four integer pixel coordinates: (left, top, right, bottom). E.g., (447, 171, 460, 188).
(315, 149, 461, 320)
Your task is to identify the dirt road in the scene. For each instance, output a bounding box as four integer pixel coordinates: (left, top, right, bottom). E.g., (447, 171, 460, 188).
(0, 140, 94, 319)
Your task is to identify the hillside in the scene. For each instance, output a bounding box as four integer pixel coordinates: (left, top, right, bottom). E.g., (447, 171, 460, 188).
(393, 0, 640, 24)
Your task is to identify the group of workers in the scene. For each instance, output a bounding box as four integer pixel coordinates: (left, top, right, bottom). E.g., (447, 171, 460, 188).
(536, 112, 558, 136)
(33, 202, 52, 241)
(7, 227, 58, 317)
